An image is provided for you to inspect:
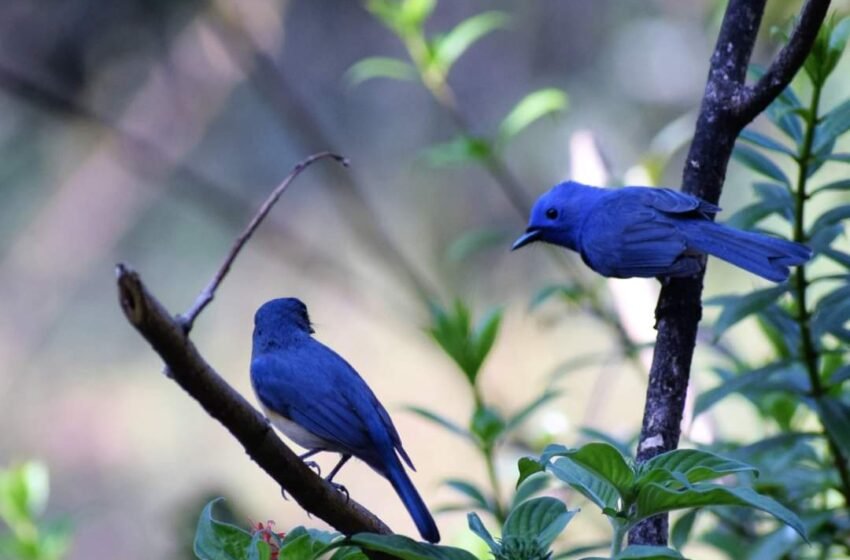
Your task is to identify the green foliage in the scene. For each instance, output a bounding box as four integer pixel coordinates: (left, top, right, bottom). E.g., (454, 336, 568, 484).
(0, 462, 70, 560)
(427, 300, 502, 388)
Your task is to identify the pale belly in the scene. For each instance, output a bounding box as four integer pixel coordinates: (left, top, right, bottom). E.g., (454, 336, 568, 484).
(263, 406, 335, 451)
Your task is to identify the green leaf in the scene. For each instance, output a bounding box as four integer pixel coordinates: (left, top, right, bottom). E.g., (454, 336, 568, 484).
(825, 152, 850, 163)
(548, 457, 620, 511)
(350, 533, 477, 560)
(813, 397, 850, 456)
(810, 178, 850, 196)
(512, 472, 550, 507)
(550, 443, 635, 498)
(330, 546, 369, 560)
(399, 0, 436, 29)
(423, 135, 492, 167)
(615, 545, 687, 559)
(504, 389, 562, 434)
(467, 513, 499, 553)
(433, 12, 509, 73)
(193, 499, 253, 560)
(757, 305, 800, 359)
(813, 98, 850, 155)
(638, 449, 757, 487)
(516, 457, 546, 488)
(828, 16, 850, 53)
(824, 248, 850, 268)
(706, 285, 790, 338)
(497, 88, 569, 144)
(747, 526, 803, 560)
(809, 223, 844, 253)
(443, 479, 490, 510)
(635, 483, 807, 540)
(725, 182, 793, 228)
(738, 129, 796, 157)
(346, 57, 418, 86)
(530, 283, 584, 310)
(811, 284, 850, 341)
(0, 461, 50, 526)
(733, 145, 790, 185)
(670, 509, 698, 551)
(470, 405, 506, 447)
(693, 362, 798, 417)
(578, 428, 634, 459)
(503, 497, 577, 549)
(405, 406, 473, 441)
(808, 203, 850, 237)
(247, 534, 272, 560)
(427, 301, 502, 385)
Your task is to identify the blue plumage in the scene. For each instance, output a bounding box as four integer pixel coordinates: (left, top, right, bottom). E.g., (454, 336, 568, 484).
(251, 298, 440, 543)
(512, 181, 811, 282)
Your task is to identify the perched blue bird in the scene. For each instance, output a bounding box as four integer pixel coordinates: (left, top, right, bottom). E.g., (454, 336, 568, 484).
(512, 181, 811, 282)
(250, 298, 440, 543)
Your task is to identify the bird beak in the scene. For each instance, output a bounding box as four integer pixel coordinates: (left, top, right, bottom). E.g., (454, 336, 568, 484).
(511, 228, 542, 250)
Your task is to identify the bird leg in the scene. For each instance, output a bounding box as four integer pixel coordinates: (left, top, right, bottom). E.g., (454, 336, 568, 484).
(325, 454, 352, 501)
(299, 449, 323, 476)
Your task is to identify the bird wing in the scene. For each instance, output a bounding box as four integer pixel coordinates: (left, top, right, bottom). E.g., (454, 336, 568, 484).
(579, 194, 690, 277)
(636, 187, 721, 216)
(251, 342, 411, 470)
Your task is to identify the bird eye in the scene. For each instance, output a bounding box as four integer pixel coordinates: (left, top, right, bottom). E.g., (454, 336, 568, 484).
(545, 207, 558, 219)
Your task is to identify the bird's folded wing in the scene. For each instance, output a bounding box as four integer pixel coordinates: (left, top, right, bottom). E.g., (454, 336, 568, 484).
(642, 187, 721, 215)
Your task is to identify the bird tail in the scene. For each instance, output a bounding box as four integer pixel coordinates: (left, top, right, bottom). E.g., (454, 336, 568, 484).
(384, 457, 440, 543)
(685, 220, 812, 282)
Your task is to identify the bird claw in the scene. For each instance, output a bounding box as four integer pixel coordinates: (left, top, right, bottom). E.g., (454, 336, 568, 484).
(329, 481, 349, 502)
(280, 487, 290, 501)
(304, 461, 321, 476)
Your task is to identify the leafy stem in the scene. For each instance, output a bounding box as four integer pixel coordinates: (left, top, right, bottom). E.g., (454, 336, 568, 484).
(483, 445, 506, 523)
(792, 71, 850, 510)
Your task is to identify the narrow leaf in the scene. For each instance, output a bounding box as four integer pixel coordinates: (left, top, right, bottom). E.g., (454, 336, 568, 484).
(433, 12, 509, 72)
(405, 406, 473, 441)
(813, 98, 850, 155)
(616, 545, 687, 559)
(504, 389, 562, 433)
(813, 397, 850, 456)
(345, 57, 417, 86)
(467, 513, 499, 553)
(706, 285, 790, 338)
(733, 145, 790, 185)
(738, 129, 796, 157)
(498, 89, 569, 143)
(694, 362, 796, 417)
(443, 479, 490, 510)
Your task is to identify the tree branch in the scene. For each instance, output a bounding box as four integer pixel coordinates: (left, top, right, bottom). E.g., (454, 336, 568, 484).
(737, 0, 832, 122)
(629, 0, 831, 546)
(177, 152, 348, 332)
(116, 264, 394, 543)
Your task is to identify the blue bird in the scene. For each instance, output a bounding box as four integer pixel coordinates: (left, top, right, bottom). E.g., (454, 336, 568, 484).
(512, 181, 811, 282)
(250, 298, 440, 543)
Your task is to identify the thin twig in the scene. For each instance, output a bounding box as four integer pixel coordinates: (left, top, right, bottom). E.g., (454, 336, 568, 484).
(178, 152, 349, 332)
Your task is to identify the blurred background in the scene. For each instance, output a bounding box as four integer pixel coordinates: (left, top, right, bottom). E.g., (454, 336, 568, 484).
(1, 1, 849, 558)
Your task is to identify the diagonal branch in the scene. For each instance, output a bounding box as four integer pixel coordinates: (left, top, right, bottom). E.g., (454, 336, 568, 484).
(629, 0, 831, 546)
(736, 0, 832, 122)
(116, 264, 394, 548)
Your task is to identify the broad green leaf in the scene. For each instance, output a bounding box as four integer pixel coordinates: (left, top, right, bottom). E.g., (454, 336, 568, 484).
(517, 457, 546, 488)
(639, 449, 757, 487)
(738, 129, 796, 157)
(351, 533, 477, 560)
(813, 98, 850, 155)
(467, 513, 499, 553)
(542, 443, 635, 501)
(330, 547, 369, 560)
(748, 526, 802, 560)
(694, 362, 797, 417)
(578, 428, 634, 460)
(445, 228, 512, 261)
(503, 497, 576, 548)
(504, 389, 562, 433)
(635, 483, 806, 540)
(443, 479, 490, 510)
(813, 397, 850, 456)
(193, 499, 253, 560)
(670, 509, 698, 551)
(733, 145, 790, 185)
(433, 12, 509, 72)
(706, 285, 789, 338)
(346, 57, 417, 86)
(498, 89, 569, 144)
(423, 136, 492, 167)
(405, 406, 473, 441)
(547, 458, 621, 511)
(615, 545, 687, 559)
(512, 472, 550, 507)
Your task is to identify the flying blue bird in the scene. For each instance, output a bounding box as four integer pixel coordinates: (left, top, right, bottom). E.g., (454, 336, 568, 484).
(250, 298, 440, 543)
(512, 181, 811, 282)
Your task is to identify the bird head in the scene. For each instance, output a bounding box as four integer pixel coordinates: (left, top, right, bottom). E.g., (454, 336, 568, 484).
(254, 297, 315, 336)
(512, 181, 585, 251)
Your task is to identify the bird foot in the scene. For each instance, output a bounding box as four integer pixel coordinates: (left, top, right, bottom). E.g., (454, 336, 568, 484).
(280, 487, 290, 501)
(304, 460, 321, 476)
(329, 481, 349, 502)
